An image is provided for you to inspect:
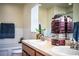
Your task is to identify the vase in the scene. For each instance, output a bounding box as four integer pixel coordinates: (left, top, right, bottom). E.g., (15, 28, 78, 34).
(36, 33, 44, 39)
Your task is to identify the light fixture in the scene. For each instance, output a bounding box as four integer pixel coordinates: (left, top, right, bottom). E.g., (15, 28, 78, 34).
(35, 3, 42, 6)
(68, 3, 72, 5)
(38, 4, 42, 6)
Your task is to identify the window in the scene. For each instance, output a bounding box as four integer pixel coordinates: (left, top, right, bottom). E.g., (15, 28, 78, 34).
(31, 5, 39, 32)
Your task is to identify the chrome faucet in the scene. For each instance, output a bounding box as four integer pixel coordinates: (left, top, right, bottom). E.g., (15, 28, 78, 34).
(74, 42, 79, 50)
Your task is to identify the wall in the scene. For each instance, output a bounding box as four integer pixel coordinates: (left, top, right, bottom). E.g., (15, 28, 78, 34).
(65, 6, 73, 18)
(0, 4, 24, 48)
(0, 4, 24, 28)
(39, 7, 48, 30)
(23, 4, 36, 39)
(73, 4, 79, 22)
(47, 7, 54, 31)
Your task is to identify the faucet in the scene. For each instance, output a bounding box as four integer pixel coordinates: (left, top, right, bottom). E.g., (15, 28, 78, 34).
(74, 42, 79, 50)
(70, 40, 79, 50)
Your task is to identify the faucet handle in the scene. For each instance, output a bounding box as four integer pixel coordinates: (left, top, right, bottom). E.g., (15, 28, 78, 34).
(73, 42, 79, 50)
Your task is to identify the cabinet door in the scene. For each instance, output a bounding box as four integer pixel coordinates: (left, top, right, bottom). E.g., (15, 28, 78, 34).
(22, 50, 30, 56)
(36, 52, 44, 56)
(22, 44, 35, 56)
(22, 50, 26, 56)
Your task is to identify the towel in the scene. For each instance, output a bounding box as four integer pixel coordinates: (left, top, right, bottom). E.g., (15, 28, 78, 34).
(73, 22, 79, 42)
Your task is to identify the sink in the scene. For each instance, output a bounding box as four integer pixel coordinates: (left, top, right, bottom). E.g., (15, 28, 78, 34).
(51, 46, 79, 56)
(26, 40, 47, 46)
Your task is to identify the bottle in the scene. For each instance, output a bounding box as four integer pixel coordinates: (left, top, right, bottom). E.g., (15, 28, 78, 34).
(70, 39, 74, 48)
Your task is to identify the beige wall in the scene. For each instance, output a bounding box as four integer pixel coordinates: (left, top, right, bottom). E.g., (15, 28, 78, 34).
(47, 7, 54, 29)
(0, 4, 25, 47)
(39, 7, 48, 29)
(23, 4, 36, 39)
(0, 4, 24, 28)
(73, 4, 79, 22)
(53, 6, 66, 15)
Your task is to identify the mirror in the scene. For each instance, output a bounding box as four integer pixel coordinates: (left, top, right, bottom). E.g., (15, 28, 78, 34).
(39, 3, 73, 37)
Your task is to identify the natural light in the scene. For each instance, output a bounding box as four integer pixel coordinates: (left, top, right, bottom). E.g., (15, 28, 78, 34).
(31, 4, 39, 32)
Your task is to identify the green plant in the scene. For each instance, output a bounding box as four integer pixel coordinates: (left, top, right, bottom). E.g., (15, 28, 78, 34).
(36, 24, 46, 34)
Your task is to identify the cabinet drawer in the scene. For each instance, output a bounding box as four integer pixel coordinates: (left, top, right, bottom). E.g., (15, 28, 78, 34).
(36, 52, 44, 56)
(22, 50, 26, 56)
(22, 44, 35, 56)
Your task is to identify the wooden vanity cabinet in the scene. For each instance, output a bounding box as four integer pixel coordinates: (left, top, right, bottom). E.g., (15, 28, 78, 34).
(22, 43, 45, 56)
(36, 51, 45, 56)
(22, 50, 29, 56)
(22, 43, 35, 56)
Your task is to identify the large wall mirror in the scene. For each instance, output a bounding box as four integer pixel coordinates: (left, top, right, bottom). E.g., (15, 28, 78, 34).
(38, 3, 79, 42)
(38, 3, 73, 36)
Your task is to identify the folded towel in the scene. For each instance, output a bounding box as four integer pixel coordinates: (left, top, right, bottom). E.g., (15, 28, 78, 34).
(73, 22, 79, 42)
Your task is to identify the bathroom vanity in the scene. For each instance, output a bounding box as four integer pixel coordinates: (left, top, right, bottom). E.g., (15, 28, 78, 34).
(22, 40, 51, 56)
(22, 39, 79, 56)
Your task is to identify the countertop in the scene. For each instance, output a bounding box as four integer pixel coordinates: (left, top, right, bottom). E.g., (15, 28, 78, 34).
(22, 39, 63, 56)
(22, 39, 79, 56)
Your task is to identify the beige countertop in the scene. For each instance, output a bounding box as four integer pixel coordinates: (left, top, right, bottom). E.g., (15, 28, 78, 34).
(22, 39, 63, 56)
(22, 39, 79, 56)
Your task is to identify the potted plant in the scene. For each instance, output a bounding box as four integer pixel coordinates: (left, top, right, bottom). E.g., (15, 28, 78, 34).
(36, 24, 46, 39)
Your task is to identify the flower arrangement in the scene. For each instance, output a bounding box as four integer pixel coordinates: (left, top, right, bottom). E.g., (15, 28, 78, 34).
(36, 24, 46, 39)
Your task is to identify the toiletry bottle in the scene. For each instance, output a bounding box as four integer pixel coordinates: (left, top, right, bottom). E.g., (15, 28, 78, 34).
(70, 39, 74, 48)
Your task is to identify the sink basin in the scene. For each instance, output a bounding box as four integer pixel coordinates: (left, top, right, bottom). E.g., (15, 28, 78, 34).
(26, 40, 47, 46)
(51, 46, 79, 56)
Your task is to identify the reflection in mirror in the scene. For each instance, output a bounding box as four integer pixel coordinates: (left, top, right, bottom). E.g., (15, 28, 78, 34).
(39, 3, 73, 42)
